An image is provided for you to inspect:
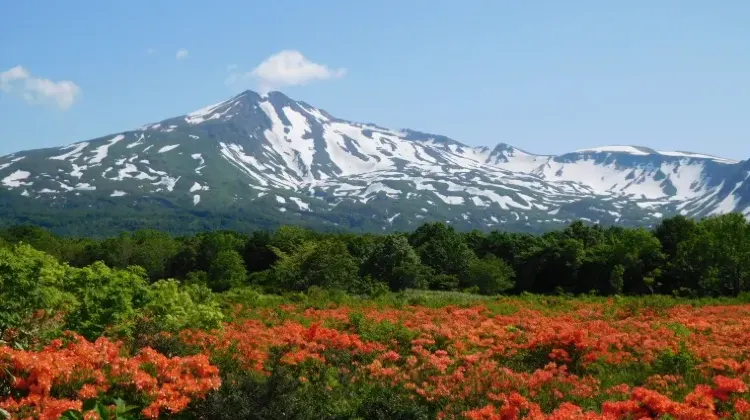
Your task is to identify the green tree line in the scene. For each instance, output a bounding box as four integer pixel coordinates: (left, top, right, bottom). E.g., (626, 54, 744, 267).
(2, 212, 750, 300)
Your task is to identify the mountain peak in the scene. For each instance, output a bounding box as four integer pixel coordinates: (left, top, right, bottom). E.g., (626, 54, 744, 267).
(234, 89, 262, 100)
(1, 90, 749, 233)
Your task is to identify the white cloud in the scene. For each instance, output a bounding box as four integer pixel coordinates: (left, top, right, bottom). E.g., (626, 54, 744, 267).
(0, 65, 81, 110)
(176, 49, 189, 60)
(227, 50, 346, 93)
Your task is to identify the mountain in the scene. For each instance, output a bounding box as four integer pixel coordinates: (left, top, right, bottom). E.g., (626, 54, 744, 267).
(1, 90, 748, 235)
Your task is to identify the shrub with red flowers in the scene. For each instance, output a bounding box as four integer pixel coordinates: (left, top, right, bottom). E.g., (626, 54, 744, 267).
(0, 333, 220, 419)
(4, 297, 750, 419)
(179, 299, 750, 419)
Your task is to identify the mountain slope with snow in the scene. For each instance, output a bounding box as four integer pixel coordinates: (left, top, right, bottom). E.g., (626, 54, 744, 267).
(0, 90, 747, 234)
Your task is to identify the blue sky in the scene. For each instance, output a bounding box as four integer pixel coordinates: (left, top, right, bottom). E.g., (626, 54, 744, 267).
(1, 1, 750, 159)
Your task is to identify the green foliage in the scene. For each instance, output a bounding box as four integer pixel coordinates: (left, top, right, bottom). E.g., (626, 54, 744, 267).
(409, 223, 476, 282)
(466, 255, 515, 295)
(0, 244, 75, 340)
(269, 225, 315, 254)
(243, 230, 277, 272)
(347, 312, 417, 351)
(208, 249, 247, 292)
(90, 230, 181, 281)
(363, 235, 427, 291)
(428, 273, 460, 291)
(671, 213, 750, 296)
(2, 212, 750, 324)
(610, 264, 625, 295)
(653, 343, 699, 376)
(142, 280, 224, 331)
(63, 263, 150, 340)
(182, 351, 434, 420)
(61, 398, 139, 420)
(270, 240, 361, 293)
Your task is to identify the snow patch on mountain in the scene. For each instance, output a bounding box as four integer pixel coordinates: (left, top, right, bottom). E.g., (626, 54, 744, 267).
(191, 154, 206, 174)
(50, 143, 89, 161)
(185, 101, 227, 124)
(127, 134, 146, 149)
(88, 135, 125, 165)
(189, 182, 209, 193)
(709, 173, 750, 216)
(259, 100, 315, 179)
(433, 191, 464, 205)
(289, 196, 309, 211)
(2, 170, 31, 187)
(75, 183, 96, 191)
(0, 156, 24, 171)
(575, 146, 650, 156)
(151, 175, 180, 192)
(657, 150, 737, 164)
(185, 97, 240, 125)
(158, 144, 180, 153)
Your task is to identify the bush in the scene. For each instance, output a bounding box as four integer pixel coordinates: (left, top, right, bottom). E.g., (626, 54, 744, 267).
(466, 255, 515, 295)
(142, 280, 224, 332)
(0, 244, 75, 346)
(208, 250, 247, 292)
(62, 263, 150, 340)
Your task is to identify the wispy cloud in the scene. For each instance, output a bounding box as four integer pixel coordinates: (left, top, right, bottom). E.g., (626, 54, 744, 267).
(147, 48, 157, 55)
(227, 50, 346, 93)
(0, 65, 81, 110)
(176, 49, 189, 60)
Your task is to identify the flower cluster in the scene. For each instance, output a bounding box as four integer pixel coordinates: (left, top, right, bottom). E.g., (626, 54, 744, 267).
(0, 333, 220, 419)
(185, 300, 750, 419)
(5, 299, 750, 419)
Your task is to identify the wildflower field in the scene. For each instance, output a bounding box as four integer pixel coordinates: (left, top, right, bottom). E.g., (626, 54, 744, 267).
(3, 293, 750, 419)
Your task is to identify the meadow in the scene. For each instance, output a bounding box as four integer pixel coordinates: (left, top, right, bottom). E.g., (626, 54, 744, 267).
(3, 291, 750, 419)
(3, 215, 750, 419)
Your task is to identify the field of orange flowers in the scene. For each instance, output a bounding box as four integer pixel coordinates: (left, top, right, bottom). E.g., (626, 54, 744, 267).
(3, 296, 750, 419)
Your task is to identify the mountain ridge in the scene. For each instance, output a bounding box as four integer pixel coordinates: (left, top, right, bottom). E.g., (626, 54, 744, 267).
(0, 89, 748, 235)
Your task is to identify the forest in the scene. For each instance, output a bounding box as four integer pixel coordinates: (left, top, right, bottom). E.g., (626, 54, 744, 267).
(2, 213, 750, 419)
(2, 212, 750, 298)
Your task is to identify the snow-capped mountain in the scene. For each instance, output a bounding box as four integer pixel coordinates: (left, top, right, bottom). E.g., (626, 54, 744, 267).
(1, 90, 748, 233)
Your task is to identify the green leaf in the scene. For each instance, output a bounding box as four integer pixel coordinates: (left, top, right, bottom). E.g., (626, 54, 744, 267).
(59, 411, 83, 420)
(95, 402, 111, 419)
(113, 398, 139, 415)
(82, 398, 98, 412)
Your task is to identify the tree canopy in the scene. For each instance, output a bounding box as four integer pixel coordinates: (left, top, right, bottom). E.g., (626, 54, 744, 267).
(2, 213, 750, 299)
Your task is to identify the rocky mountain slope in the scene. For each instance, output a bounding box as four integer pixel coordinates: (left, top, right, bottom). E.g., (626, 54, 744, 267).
(1, 90, 748, 234)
